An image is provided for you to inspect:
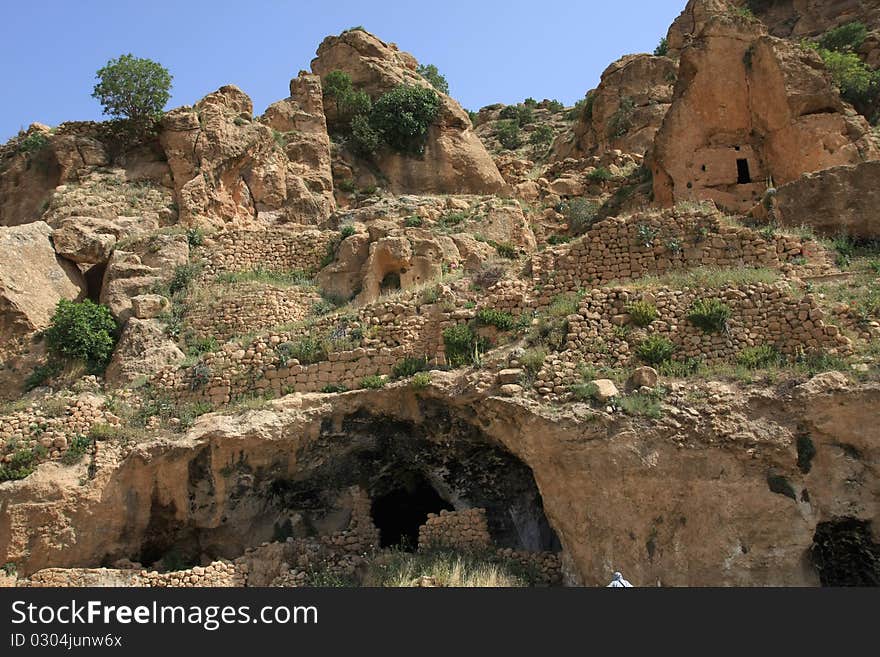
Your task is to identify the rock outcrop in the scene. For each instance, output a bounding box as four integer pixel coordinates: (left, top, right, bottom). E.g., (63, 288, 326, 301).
(653, 4, 878, 212)
(732, 0, 880, 39)
(104, 318, 185, 385)
(160, 80, 334, 229)
(553, 55, 677, 160)
(761, 160, 880, 239)
(311, 29, 505, 195)
(0, 222, 84, 341)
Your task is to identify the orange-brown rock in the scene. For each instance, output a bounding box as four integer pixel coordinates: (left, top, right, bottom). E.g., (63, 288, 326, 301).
(0, 221, 85, 341)
(311, 29, 505, 195)
(553, 55, 677, 160)
(159, 80, 334, 229)
(653, 6, 878, 212)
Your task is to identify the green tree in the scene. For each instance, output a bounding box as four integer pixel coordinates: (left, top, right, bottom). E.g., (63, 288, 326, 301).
(323, 70, 354, 113)
(654, 37, 669, 56)
(44, 299, 118, 372)
(818, 22, 868, 53)
(91, 54, 172, 130)
(495, 119, 522, 150)
(417, 64, 449, 94)
(370, 85, 440, 155)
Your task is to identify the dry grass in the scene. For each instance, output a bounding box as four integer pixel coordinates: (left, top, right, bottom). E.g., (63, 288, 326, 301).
(365, 550, 531, 588)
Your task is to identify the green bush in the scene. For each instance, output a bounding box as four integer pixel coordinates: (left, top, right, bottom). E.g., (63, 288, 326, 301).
(25, 362, 62, 391)
(91, 54, 173, 133)
(529, 124, 554, 147)
(495, 119, 521, 150)
(360, 375, 386, 389)
(371, 85, 440, 155)
(411, 371, 432, 389)
(417, 64, 449, 94)
(499, 104, 534, 125)
(443, 324, 486, 368)
(618, 391, 664, 419)
(44, 300, 117, 373)
(636, 335, 676, 365)
(0, 446, 45, 482)
(628, 301, 658, 327)
(687, 298, 731, 333)
(476, 308, 516, 331)
(818, 22, 868, 52)
(277, 337, 327, 366)
(587, 167, 614, 182)
(519, 347, 546, 382)
(61, 434, 93, 466)
(321, 383, 349, 394)
(809, 43, 880, 120)
(546, 99, 565, 113)
(654, 37, 669, 56)
(392, 357, 429, 379)
(168, 263, 200, 296)
(737, 345, 780, 369)
(340, 224, 356, 239)
(404, 215, 423, 227)
(569, 381, 600, 402)
(608, 97, 635, 138)
(493, 242, 518, 260)
(186, 227, 204, 248)
(188, 362, 211, 391)
(18, 131, 49, 155)
(561, 198, 599, 235)
(350, 113, 380, 155)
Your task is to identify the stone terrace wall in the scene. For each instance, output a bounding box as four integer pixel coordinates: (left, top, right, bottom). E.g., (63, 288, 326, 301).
(530, 209, 812, 293)
(186, 283, 322, 343)
(418, 508, 492, 551)
(532, 282, 850, 395)
(196, 228, 338, 278)
(22, 561, 242, 588)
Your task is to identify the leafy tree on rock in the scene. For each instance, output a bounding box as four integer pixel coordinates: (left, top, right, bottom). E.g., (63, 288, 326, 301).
(91, 54, 173, 133)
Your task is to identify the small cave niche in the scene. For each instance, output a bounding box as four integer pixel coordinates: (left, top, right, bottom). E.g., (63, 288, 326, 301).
(811, 518, 880, 587)
(380, 270, 402, 294)
(736, 158, 752, 184)
(370, 471, 453, 550)
(83, 262, 107, 302)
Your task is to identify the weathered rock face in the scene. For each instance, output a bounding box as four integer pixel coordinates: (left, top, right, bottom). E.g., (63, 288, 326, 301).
(104, 318, 185, 386)
(762, 160, 880, 239)
(1, 377, 877, 586)
(311, 29, 505, 195)
(653, 7, 878, 212)
(160, 81, 334, 229)
(0, 222, 84, 341)
(732, 0, 880, 38)
(51, 215, 159, 265)
(0, 124, 109, 227)
(553, 55, 677, 160)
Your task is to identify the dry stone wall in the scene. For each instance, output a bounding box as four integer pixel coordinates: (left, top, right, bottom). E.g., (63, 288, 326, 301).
(418, 508, 492, 551)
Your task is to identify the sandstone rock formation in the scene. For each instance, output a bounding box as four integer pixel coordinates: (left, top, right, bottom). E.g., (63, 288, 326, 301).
(733, 0, 880, 38)
(762, 160, 880, 239)
(104, 318, 185, 385)
(51, 215, 159, 265)
(553, 55, 677, 160)
(653, 4, 878, 212)
(0, 222, 84, 341)
(311, 29, 506, 195)
(160, 80, 334, 229)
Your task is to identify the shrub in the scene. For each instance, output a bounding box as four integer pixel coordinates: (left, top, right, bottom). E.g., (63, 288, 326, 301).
(411, 371, 432, 389)
(188, 362, 211, 391)
(0, 446, 44, 482)
(360, 375, 386, 389)
(417, 64, 449, 94)
(546, 99, 565, 113)
(91, 54, 173, 133)
(687, 298, 731, 333)
(370, 85, 440, 155)
(562, 198, 599, 235)
(321, 383, 349, 394)
(443, 324, 486, 368)
(657, 357, 701, 378)
(350, 113, 380, 155)
(529, 124, 554, 147)
(476, 308, 516, 331)
(654, 37, 669, 56)
(471, 264, 505, 290)
(340, 224, 356, 239)
(186, 227, 204, 248)
(18, 131, 49, 155)
(392, 357, 429, 379)
(628, 301, 658, 327)
(519, 348, 546, 381)
(499, 104, 534, 125)
(737, 345, 780, 369)
(495, 119, 522, 150)
(61, 434, 93, 465)
(404, 215, 423, 227)
(523, 97, 538, 108)
(810, 45, 880, 120)
(608, 97, 635, 138)
(493, 242, 518, 259)
(636, 335, 676, 365)
(168, 263, 200, 296)
(25, 362, 62, 391)
(569, 381, 600, 402)
(44, 299, 117, 373)
(278, 336, 326, 366)
(818, 22, 868, 53)
(618, 391, 664, 419)
(587, 167, 615, 182)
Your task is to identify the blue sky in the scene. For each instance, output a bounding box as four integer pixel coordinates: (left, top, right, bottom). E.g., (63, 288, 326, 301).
(1, 0, 684, 142)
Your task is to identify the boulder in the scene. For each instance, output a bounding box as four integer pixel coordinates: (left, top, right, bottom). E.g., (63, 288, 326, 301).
(311, 29, 505, 195)
(51, 215, 159, 264)
(131, 294, 171, 319)
(553, 54, 677, 160)
(628, 367, 659, 389)
(591, 379, 620, 402)
(104, 318, 185, 385)
(653, 2, 878, 213)
(497, 369, 524, 385)
(0, 221, 85, 341)
(762, 160, 880, 239)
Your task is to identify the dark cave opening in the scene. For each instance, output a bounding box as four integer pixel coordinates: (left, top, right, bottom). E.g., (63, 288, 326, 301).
(736, 158, 752, 184)
(811, 518, 880, 587)
(370, 472, 454, 550)
(84, 262, 107, 302)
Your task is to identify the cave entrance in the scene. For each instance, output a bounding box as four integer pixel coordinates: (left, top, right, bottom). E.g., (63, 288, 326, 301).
(811, 518, 880, 586)
(83, 262, 107, 302)
(371, 472, 453, 550)
(736, 158, 752, 184)
(380, 270, 402, 294)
